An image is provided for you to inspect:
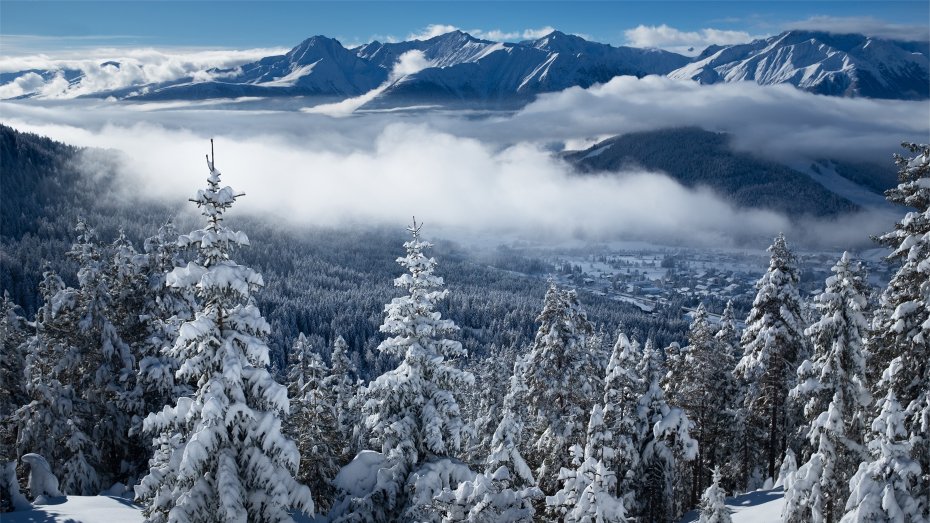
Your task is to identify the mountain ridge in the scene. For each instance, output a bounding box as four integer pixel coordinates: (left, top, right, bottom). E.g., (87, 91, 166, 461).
(2, 28, 926, 104)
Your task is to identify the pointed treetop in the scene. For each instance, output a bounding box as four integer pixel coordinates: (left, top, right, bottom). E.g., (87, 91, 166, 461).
(407, 216, 423, 241)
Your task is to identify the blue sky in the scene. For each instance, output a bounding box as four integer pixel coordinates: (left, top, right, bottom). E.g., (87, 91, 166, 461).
(1, 1, 928, 52)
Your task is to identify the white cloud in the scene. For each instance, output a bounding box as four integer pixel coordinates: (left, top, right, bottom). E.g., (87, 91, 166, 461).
(0, 47, 289, 99)
(406, 24, 461, 41)
(472, 26, 556, 41)
(624, 24, 762, 55)
(486, 75, 928, 164)
(784, 16, 929, 42)
(406, 24, 558, 42)
(2, 117, 794, 246)
(2, 73, 922, 248)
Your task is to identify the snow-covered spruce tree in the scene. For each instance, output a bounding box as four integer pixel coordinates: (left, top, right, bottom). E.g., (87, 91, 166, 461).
(64, 220, 139, 486)
(14, 267, 99, 495)
(868, 143, 930, 517)
(325, 335, 359, 464)
(602, 331, 643, 508)
(635, 338, 698, 523)
(714, 300, 744, 490)
(699, 467, 732, 523)
(131, 222, 196, 430)
(677, 303, 735, 506)
(841, 391, 923, 522)
(784, 252, 871, 523)
(335, 219, 473, 522)
(433, 357, 542, 522)
(522, 283, 600, 494)
(0, 292, 28, 461)
(286, 334, 340, 511)
(546, 403, 626, 522)
(487, 356, 537, 491)
(135, 146, 312, 523)
(735, 233, 808, 483)
(465, 346, 517, 467)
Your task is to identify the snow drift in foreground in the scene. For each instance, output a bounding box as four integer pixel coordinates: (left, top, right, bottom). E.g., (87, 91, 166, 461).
(3, 495, 143, 523)
(4, 487, 785, 522)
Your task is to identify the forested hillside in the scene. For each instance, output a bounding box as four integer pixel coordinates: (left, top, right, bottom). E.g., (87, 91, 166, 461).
(564, 127, 891, 216)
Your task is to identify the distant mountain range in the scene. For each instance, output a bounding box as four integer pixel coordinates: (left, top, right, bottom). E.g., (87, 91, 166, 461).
(2, 29, 927, 104)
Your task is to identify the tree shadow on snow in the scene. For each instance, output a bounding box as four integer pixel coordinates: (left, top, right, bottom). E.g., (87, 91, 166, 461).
(678, 487, 784, 522)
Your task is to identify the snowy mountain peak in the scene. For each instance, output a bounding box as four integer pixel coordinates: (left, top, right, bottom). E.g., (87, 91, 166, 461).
(2, 28, 926, 102)
(669, 29, 929, 99)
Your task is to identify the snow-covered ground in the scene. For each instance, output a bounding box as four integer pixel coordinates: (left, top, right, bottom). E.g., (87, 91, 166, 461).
(6, 488, 784, 522)
(4, 496, 143, 523)
(680, 487, 785, 523)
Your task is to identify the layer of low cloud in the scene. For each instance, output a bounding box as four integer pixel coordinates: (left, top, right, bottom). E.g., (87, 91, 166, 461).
(0, 47, 289, 99)
(2, 73, 922, 249)
(623, 24, 762, 55)
(492, 76, 928, 163)
(2, 117, 794, 246)
(784, 16, 930, 42)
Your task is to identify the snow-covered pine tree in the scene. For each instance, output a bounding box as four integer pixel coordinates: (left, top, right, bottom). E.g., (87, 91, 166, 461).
(546, 403, 626, 522)
(487, 356, 536, 491)
(635, 338, 698, 523)
(522, 283, 600, 494)
(14, 267, 99, 495)
(602, 331, 643, 508)
(0, 292, 28, 461)
(63, 221, 139, 486)
(323, 335, 358, 465)
(132, 221, 196, 428)
(433, 357, 542, 522)
(465, 346, 517, 468)
(714, 300, 744, 490)
(287, 334, 340, 511)
(336, 219, 473, 522)
(699, 467, 732, 523)
(677, 303, 734, 506)
(841, 391, 923, 522)
(135, 145, 312, 523)
(784, 252, 871, 523)
(735, 233, 808, 483)
(868, 143, 930, 517)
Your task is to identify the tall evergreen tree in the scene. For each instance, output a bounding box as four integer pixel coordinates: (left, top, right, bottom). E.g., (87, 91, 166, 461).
(546, 403, 627, 522)
(677, 303, 734, 506)
(135, 146, 312, 523)
(785, 252, 872, 523)
(602, 331, 643, 507)
(735, 233, 808, 483)
(522, 283, 599, 494)
(287, 334, 340, 511)
(710, 300, 743, 492)
(841, 392, 923, 522)
(868, 143, 930, 517)
(66, 220, 139, 486)
(323, 335, 358, 464)
(434, 358, 542, 522)
(0, 292, 28, 462)
(337, 219, 473, 521)
(132, 221, 196, 427)
(14, 267, 98, 494)
(635, 339, 698, 523)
